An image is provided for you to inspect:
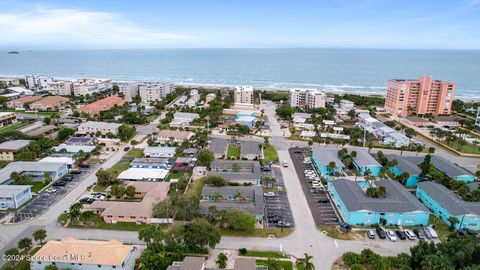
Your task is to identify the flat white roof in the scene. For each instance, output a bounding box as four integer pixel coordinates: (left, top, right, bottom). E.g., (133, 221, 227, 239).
(144, 147, 176, 154)
(39, 156, 74, 165)
(117, 168, 169, 180)
(0, 185, 31, 197)
(54, 144, 95, 153)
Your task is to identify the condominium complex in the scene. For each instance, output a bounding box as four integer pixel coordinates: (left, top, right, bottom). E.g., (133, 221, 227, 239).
(29, 96, 69, 111)
(78, 95, 126, 116)
(289, 88, 326, 109)
(116, 82, 139, 101)
(49, 80, 73, 96)
(138, 82, 174, 102)
(25, 75, 54, 92)
(384, 76, 455, 117)
(72, 78, 113, 96)
(0, 112, 17, 128)
(234, 86, 254, 105)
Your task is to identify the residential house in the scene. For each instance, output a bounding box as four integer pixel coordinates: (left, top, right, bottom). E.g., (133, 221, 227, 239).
(77, 121, 121, 136)
(54, 144, 95, 153)
(29, 96, 69, 111)
(240, 140, 262, 160)
(210, 138, 229, 159)
(6, 96, 42, 109)
(235, 116, 257, 128)
(208, 160, 262, 185)
(65, 136, 96, 146)
(78, 96, 126, 116)
(417, 182, 480, 230)
(144, 147, 176, 158)
(0, 140, 31, 161)
(200, 186, 265, 222)
(311, 147, 345, 179)
(130, 158, 170, 169)
(157, 130, 193, 143)
(328, 179, 430, 226)
(30, 238, 136, 270)
(117, 167, 170, 181)
(0, 185, 32, 209)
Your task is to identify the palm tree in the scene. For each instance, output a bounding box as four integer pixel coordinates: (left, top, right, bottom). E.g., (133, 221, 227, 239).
(68, 202, 83, 222)
(296, 253, 315, 270)
(235, 191, 246, 201)
(213, 192, 223, 201)
(328, 161, 336, 176)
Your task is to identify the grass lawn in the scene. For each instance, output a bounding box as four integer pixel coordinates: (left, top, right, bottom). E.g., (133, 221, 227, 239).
(227, 144, 241, 159)
(107, 161, 130, 178)
(92, 184, 107, 192)
(262, 144, 279, 164)
(429, 215, 452, 242)
(186, 178, 206, 198)
(318, 225, 365, 241)
(220, 228, 293, 238)
(124, 149, 144, 158)
(57, 213, 69, 224)
(0, 121, 30, 134)
(256, 260, 293, 270)
(0, 161, 10, 169)
(447, 139, 480, 154)
(31, 181, 48, 193)
(167, 171, 186, 181)
(68, 213, 151, 231)
(241, 250, 287, 258)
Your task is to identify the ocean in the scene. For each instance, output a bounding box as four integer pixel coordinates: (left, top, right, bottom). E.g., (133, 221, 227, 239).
(1, 48, 479, 98)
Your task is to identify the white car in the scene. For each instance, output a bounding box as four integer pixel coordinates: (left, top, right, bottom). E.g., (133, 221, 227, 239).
(425, 226, 438, 238)
(45, 187, 56, 193)
(404, 230, 417, 240)
(387, 230, 397, 241)
(264, 192, 276, 197)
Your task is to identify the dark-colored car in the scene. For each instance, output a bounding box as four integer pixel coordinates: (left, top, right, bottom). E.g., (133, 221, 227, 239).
(395, 230, 407, 240)
(52, 181, 66, 187)
(318, 198, 329, 203)
(413, 228, 426, 239)
(70, 170, 81, 174)
(63, 176, 73, 181)
(123, 147, 130, 151)
(79, 163, 90, 168)
(423, 228, 432, 239)
(79, 198, 94, 204)
(376, 227, 387, 239)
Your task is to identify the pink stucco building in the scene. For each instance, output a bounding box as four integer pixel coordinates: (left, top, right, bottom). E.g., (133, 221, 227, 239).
(384, 76, 455, 117)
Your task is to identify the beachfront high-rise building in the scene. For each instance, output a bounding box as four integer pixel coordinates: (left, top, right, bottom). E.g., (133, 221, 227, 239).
(385, 76, 455, 117)
(289, 88, 326, 109)
(72, 78, 113, 96)
(235, 86, 254, 105)
(25, 75, 54, 92)
(116, 82, 139, 101)
(49, 80, 73, 96)
(138, 82, 174, 102)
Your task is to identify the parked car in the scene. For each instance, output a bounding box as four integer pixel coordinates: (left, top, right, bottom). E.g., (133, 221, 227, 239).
(404, 230, 417, 240)
(45, 187, 56, 193)
(376, 227, 387, 239)
(425, 226, 438, 238)
(70, 169, 81, 174)
(367, 230, 376, 239)
(79, 163, 90, 168)
(123, 146, 130, 151)
(413, 229, 425, 239)
(264, 192, 276, 197)
(79, 197, 95, 204)
(422, 228, 432, 239)
(387, 230, 397, 241)
(395, 230, 407, 240)
(52, 181, 66, 187)
(318, 198, 329, 203)
(277, 221, 291, 228)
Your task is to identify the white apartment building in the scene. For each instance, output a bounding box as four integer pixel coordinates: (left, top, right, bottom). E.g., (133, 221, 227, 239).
(25, 75, 54, 92)
(289, 88, 326, 109)
(72, 78, 113, 96)
(49, 80, 73, 96)
(476, 108, 480, 127)
(117, 82, 139, 101)
(235, 86, 254, 105)
(138, 82, 174, 102)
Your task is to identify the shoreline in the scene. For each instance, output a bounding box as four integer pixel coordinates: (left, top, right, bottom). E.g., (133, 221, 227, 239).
(2, 74, 479, 101)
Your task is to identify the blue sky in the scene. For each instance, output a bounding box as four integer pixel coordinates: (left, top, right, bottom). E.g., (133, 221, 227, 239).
(1, 0, 480, 49)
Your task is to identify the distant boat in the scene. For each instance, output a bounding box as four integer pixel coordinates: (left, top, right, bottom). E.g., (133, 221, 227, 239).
(7, 51, 19, 54)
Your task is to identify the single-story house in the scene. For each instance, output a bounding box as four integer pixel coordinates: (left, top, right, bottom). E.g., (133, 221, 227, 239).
(235, 116, 257, 128)
(39, 156, 74, 168)
(350, 148, 382, 176)
(311, 147, 345, 179)
(117, 168, 170, 181)
(54, 144, 95, 153)
(157, 130, 194, 143)
(65, 136, 96, 146)
(328, 179, 430, 226)
(30, 238, 136, 270)
(417, 181, 480, 230)
(0, 185, 32, 209)
(174, 112, 200, 121)
(77, 121, 121, 136)
(0, 140, 31, 161)
(129, 158, 170, 169)
(144, 147, 176, 158)
(200, 186, 265, 222)
(240, 140, 262, 160)
(209, 138, 229, 159)
(208, 160, 262, 185)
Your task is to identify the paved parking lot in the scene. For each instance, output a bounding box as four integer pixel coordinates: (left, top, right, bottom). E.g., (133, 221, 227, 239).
(10, 164, 99, 223)
(264, 191, 294, 228)
(289, 147, 341, 226)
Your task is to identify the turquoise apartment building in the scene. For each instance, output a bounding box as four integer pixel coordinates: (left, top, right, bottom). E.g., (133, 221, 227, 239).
(312, 147, 345, 180)
(385, 154, 421, 187)
(328, 179, 430, 226)
(417, 182, 480, 230)
(429, 156, 476, 183)
(351, 149, 382, 176)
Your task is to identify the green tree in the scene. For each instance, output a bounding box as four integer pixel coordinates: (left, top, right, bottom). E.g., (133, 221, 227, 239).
(111, 184, 125, 199)
(95, 168, 116, 186)
(225, 209, 256, 230)
(57, 128, 75, 141)
(125, 185, 136, 198)
(118, 124, 136, 141)
(68, 202, 83, 222)
(33, 229, 47, 244)
(182, 218, 221, 252)
(18, 237, 32, 253)
(265, 258, 282, 270)
(428, 147, 435, 154)
(421, 254, 454, 270)
(43, 117, 51, 125)
(328, 161, 336, 176)
(296, 253, 315, 270)
(275, 105, 294, 119)
(216, 253, 228, 269)
(197, 150, 215, 167)
(43, 171, 52, 184)
(447, 216, 459, 231)
(4, 248, 19, 266)
(138, 224, 166, 247)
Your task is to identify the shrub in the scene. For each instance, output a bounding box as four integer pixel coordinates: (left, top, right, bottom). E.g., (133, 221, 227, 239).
(239, 248, 247, 255)
(342, 252, 362, 266)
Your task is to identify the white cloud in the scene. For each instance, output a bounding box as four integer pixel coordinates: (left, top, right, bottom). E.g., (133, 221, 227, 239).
(0, 7, 194, 48)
